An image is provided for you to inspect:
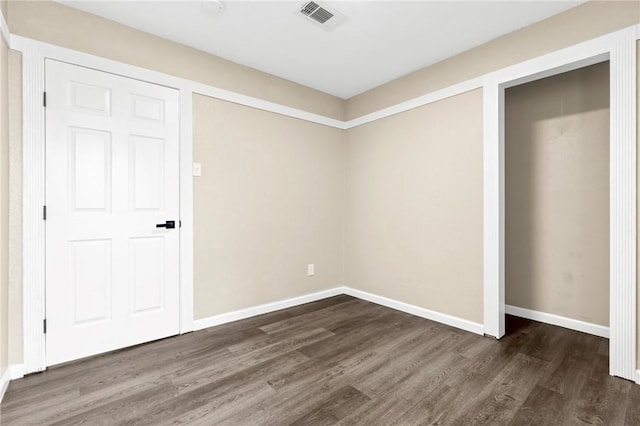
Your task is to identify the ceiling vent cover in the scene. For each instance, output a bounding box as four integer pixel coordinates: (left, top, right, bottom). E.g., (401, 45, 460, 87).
(297, 1, 347, 32)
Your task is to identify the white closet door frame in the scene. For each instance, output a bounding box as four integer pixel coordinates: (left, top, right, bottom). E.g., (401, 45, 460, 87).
(16, 39, 194, 374)
(482, 26, 638, 382)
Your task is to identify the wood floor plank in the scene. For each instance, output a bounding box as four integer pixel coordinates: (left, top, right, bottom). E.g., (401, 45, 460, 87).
(386, 339, 520, 425)
(341, 352, 469, 426)
(49, 383, 179, 426)
(239, 324, 437, 425)
(0, 303, 634, 426)
(126, 351, 309, 425)
(516, 320, 571, 362)
(564, 354, 631, 426)
(448, 352, 547, 425)
(289, 385, 371, 425)
(450, 332, 495, 359)
(259, 299, 369, 334)
(354, 329, 464, 399)
(601, 374, 632, 425)
(507, 385, 566, 426)
(537, 341, 591, 396)
(625, 382, 640, 426)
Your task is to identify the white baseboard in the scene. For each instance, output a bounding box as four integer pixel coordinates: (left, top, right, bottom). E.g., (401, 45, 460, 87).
(342, 287, 485, 335)
(0, 364, 26, 403)
(0, 366, 10, 403)
(636, 369, 640, 385)
(192, 287, 346, 331)
(10, 364, 25, 380)
(505, 305, 609, 338)
(193, 286, 485, 336)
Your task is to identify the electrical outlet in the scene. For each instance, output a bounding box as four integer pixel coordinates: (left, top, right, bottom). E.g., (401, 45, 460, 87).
(307, 264, 315, 276)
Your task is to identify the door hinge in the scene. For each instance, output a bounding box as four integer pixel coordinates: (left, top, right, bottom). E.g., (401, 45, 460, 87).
(43, 205, 47, 221)
(43, 92, 47, 107)
(43, 319, 47, 334)
(179, 220, 182, 228)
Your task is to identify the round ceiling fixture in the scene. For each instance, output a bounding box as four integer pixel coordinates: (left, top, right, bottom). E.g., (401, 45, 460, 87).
(202, 0, 225, 15)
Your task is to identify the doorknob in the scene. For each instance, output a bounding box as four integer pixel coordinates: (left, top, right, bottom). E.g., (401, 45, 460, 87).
(156, 220, 176, 229)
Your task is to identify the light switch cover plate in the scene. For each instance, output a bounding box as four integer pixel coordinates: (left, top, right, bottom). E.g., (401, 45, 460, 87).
(192, 162, 202, 177)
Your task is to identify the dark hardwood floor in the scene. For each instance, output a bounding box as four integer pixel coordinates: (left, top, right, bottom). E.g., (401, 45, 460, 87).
(1, 295, 638, 425)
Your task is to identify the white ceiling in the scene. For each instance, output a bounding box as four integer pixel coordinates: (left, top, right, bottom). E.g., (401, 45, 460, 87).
(56, 0, 585, 99)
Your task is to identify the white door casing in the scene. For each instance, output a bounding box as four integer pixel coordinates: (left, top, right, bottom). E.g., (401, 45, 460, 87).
(45, 60, 181, 366)
(482, 28, 637, 381)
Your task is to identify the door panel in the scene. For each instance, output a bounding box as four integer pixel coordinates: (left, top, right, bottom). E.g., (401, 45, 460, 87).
(69, 127, 112, 211)
(46, 60, 180, 366)
(69, 81, 111, 115)
(70, 239, 112, 325)
(130, 135, 164, 210)
(130, 237, 165, 314)
(131, 94, 164, 122)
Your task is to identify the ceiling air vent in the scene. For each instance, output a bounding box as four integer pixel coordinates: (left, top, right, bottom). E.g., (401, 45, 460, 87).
(296, 1, 347, 32)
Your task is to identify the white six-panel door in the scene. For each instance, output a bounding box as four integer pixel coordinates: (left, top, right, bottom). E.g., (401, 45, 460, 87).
(45, 60, 180, 366)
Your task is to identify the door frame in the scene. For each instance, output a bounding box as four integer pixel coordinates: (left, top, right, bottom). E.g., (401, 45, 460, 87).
(15, 38, 195, 373)
(482, 26, 638, 382)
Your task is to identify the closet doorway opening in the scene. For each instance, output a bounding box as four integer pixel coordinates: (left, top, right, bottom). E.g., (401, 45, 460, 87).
(504, 62, 611, 350)
(483, 29, 636, 382)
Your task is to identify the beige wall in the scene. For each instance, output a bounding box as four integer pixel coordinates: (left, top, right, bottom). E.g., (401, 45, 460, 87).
(346, 1, 640, 120)
(505, 63, 610, 326)
(193, 94, 345, 318)
(345, 89, 484, 324)
(1, 31, 9, 376)
(7, 0, 344, 121)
